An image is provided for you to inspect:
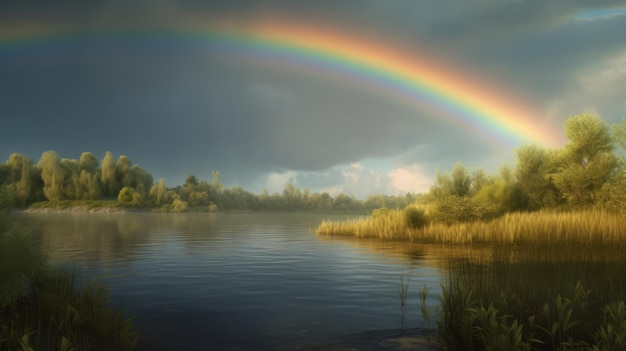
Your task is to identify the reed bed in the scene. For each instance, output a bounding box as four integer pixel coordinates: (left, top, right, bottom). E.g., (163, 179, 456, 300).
(436, 252, 626, 350)
(316, 209, 626, 247)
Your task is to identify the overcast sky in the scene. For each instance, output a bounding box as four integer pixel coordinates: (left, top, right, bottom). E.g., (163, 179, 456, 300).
(1, 1, 625, 198)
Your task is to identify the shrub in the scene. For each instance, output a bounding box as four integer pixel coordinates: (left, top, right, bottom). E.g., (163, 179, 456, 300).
(404, 207, 428, 229)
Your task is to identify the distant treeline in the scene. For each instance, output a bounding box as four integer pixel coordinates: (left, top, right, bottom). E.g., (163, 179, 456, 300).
(0, 151, 419, 213)
(2, 113, 625, 215)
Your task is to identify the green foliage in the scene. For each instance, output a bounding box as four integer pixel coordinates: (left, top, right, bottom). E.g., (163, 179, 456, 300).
(431, 196, 498, 224)
(433, 251, 626, 351)
(171, 198, 188, 212)
(515, 144, 561, 210)
(473, 179, 523, 214)
(0, 215, 138, 350)
(116, 187, 142, 206)
(552, 114, 618, 206)
(78, 152, 99, 174)
(593, 301, 626, 351)
(430, 162, 473, 199)
(38, 151, 64, 202)
(0, 186, 14, 212)
(471, 168, 490, 196)
(596, 177, 626, 214)
(149, 178, 169, 206)
(6, 153, 36, 207)
(612, 118, 626, 154)
(100, 151, 117, 197)
(404, 206, 427, 229)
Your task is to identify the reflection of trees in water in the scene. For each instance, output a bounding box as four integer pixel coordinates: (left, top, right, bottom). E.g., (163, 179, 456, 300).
(22, 213, 226, 265)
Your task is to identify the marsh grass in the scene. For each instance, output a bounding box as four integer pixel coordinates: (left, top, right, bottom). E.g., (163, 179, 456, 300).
(399, 267, 414, 306)
(317, 209, 626, 247)
(0, 215, 138, 350)
(435, 247, 626, 350)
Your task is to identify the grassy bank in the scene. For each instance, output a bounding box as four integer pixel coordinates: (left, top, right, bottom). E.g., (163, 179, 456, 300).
(316, 209, 626, 246)
(0, 214, 137, 350)
(431, 249, 626, 350)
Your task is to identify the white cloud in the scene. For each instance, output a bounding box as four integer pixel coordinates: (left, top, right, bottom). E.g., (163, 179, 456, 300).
(387, 164, 433, 194)
(266, 170, 298, 193)
(260, 161, 433, 199)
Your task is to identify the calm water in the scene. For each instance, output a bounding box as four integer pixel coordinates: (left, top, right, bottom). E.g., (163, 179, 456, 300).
(19, 212, 444, 350)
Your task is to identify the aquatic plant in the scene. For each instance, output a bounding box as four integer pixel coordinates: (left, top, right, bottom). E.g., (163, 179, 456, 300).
(0, 214, 138, 350)
(431, 251, 626, 351)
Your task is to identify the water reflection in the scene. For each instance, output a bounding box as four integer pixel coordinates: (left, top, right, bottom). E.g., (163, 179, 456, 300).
(17, 212, 445, 351)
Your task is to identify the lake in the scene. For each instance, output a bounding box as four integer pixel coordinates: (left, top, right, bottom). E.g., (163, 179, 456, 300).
(19, 212, 445, 350)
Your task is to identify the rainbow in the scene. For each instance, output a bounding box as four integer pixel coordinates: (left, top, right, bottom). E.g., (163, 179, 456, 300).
(0, 16, 562, 147)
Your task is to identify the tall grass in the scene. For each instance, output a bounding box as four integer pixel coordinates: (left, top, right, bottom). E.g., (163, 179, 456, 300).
(0, 214, 138, 350)
(317, 209, 626, 247)
(434, 248, 626, 350)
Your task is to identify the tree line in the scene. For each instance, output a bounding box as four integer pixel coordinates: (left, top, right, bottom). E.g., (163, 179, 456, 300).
(1, 113, 624, 215)
(421, 113, 626, 223)
(0, 151, 419, 213)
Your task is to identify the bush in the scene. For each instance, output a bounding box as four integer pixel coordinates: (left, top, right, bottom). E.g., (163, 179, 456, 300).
(430, 196, 498, 224)
(404, 207, 427, 229)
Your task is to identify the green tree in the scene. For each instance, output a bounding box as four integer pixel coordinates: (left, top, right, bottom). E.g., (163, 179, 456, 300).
(332, 193, 360, 212)
(78, 152, 99, 174)
(185, 175, 199, 188)
(123, 165, 152, 197)
(552, 114, 618, 206)
(451, 162, 472, 197)
(60, 158, 80, 199)
(611, 118, 626, 157)
(471, 168, 490, 196)
(515, 144, 560, 210)
(100, 151, 117, 197)
(117, 186, 142, 206)
(429, 162, 472, 199)
(149, 178, 169, 206)
(38, 151, 64, 202)
(430, 171, 454, 199)
(78, 170, 100, 200)
(211, 170, 221, 190)
(283, 182, 302, 210)
(5, 153, 35, 207)
(115, 155, 132, 194)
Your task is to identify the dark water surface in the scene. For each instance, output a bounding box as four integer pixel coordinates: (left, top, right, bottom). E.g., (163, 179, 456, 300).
(19, 212, 443, 350)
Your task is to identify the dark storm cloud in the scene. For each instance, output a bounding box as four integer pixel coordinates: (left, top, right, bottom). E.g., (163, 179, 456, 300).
(2, 0, 625, 191)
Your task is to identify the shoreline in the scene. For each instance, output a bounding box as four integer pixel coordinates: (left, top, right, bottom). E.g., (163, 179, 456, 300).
(22, 206, 129, 214)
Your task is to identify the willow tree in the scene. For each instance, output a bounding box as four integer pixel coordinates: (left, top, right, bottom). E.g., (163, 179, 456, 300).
(38, 151, 64, 202)
(100, 151, 117, 197)
(149, 178, 169, 206)
(6, 153, 35, 207)
(552, 114, 618, 206)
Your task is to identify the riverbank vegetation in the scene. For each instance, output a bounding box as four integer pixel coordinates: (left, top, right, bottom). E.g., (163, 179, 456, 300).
(317, 114, 626, 240)
(0, 212, 138, 350)
(317, 209, 626, 246)
(318, 113, 626, 349)
(429, 247, 626, 350)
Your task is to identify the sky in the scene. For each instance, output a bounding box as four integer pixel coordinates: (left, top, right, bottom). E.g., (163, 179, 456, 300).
(1, 1, 625, 199)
